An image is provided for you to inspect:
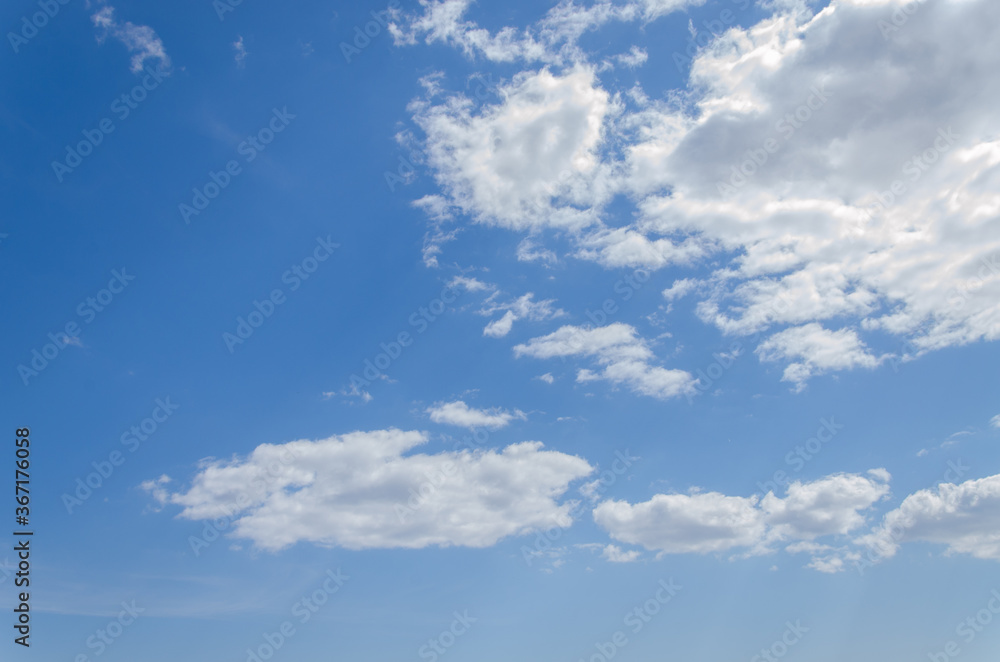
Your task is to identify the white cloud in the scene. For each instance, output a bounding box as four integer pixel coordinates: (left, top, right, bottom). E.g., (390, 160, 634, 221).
(399, 0, 1000, 389)
(92, 5, 171, 74)
(990, 414, 1000, 429)
(514, 323, 697, 400)
(447, 275, 492, 292)
(613, 46, 648, 69)
(484, 311, 517, 337)
(761, 472, 891, 540)
(145, 429, 592, 551)
(480, 291, 565, 337)
(595, 490, 767, 554)
(427, 400, 526, 429)
(594, 470, 890, 568)
(662, 278, 698, 301)
(390, 0, 703, 65)
(755, 323, 884, 390)
(602, 544, 642, 563)
(409, 65, 613, 232)
(517, 237, 559, 265)
(858, 473, 1000, 562)
(233, 36, 247, 67)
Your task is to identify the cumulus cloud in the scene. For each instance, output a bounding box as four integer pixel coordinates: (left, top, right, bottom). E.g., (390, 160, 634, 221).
(398, 0, 1000, 389)
(92, 5, 171, 74)
(409, 65, 614, 231)
(144, 429, 592, 551)
(755, 323, 884, 390)
(514, 323, 697, 400)
(857, 473, 1000, 562)
(593, 470, 890, 569)
(426, 400, 526, 429)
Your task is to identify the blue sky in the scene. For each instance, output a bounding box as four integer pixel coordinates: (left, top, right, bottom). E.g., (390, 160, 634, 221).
(3, 0, 1000, 660)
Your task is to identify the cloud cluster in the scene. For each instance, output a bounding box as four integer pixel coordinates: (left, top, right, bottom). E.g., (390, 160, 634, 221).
(145, 428, 1000, 572)
(398, 0, 1000, 389)
(390, 0, 706, 65)
(145, 429, 592, 551)
(858, 473, 1000, 562)
(513, 323, 697, 400)
(593, 471, 891, 567)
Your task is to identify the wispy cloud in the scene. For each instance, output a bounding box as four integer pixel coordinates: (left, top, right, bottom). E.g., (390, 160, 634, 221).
(92, 4, 171, 74)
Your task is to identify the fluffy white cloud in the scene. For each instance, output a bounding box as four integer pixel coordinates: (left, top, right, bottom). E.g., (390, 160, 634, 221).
(92, 5, 170, 74)
(145, 429, 592, 551)
(858, 473, 1000, 562)
(426, 400, 526, 429)
(401, 0, 1000, 389)
(409, 65, 614, 232)
(593, 471, 890, 567)
(761, 472, 891, 539)
(484, 311, 517, 337)
(662, 278, 698, 301)
(594, 490, 767, 554)
(514, 323, 697, 400)
(989, 414, 1000, 429)
(755, 323, 883, 390)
